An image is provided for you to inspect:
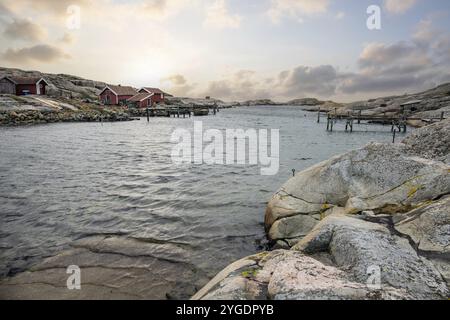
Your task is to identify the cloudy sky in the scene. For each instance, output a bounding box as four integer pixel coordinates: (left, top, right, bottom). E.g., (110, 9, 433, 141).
(0, 0, 449, 102)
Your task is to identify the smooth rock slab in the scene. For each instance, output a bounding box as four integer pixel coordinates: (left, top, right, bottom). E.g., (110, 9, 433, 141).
(394, 196, 450, 254)
(265, 142, 450, 242)
(193, 250, 412, 300)
(293, 214, 449, 300)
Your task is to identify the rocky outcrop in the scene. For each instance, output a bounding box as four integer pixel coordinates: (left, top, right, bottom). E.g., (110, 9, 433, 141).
(393, 196, 450, 285)
(166, 96, 235, 108)
(240, 99, 282, 106)
(265, 120, 450, 246)
(0, 108, 132, 125)
(0, 67, 106, 100)
(339, 83, 450, 121)
(194, 120, 449, 300)
(402, 119, 450, 163)
(193, 213, 448, 300)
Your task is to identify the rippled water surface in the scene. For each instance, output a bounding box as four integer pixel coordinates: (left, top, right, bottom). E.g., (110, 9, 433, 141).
(0, 106, 400, 297)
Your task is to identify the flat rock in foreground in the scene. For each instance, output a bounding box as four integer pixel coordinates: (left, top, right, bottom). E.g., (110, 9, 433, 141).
(0, 236, 209, 300)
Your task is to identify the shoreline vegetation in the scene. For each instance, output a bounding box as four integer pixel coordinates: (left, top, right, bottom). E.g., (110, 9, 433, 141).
(1, 67, 449, 127)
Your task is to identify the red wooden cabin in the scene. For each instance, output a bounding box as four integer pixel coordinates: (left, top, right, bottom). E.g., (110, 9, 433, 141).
(127, 92, 155, 108)
(0, 76, 49, 95)
(99, 85, 137, 105)
(138, 87, 166, 104)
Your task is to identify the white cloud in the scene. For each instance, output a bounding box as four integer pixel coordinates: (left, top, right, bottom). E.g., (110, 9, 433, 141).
(384, 0, 417, 14)
(203, 0, 242, 29)
(267, 0, 329, 23)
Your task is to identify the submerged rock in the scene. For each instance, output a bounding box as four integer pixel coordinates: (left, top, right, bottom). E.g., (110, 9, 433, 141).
(0, 236, 209, 300)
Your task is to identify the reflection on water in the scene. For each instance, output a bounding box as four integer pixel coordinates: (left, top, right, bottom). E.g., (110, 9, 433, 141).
(0, 106, 401, 297)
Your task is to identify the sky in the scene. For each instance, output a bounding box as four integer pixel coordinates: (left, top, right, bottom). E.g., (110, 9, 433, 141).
(0, 0, 449, 102)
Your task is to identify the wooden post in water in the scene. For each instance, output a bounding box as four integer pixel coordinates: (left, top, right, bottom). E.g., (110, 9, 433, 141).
(326, 114, 330, 131)
(392, 129, 396, 143)
(146, 108, 149, 122)
(358, 110, 362, 124)
(317, 108, 320, 123)
(441, 112, 444, 121)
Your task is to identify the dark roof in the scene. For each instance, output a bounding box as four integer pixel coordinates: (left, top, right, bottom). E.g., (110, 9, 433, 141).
(141, 87, 165, 94)
(128, 92, 153, 102)
(105, 85, 137, 96)
(0, 76, 15, 83)
(2, 77, 48, 85)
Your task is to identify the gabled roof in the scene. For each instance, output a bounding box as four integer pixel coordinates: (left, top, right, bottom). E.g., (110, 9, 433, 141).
(1, 76, 48, 85)
(0, 76, 16, 84)
(100, 85, 137, 96)
(140, 87, 165, 94)
(128, 92, 153, 102)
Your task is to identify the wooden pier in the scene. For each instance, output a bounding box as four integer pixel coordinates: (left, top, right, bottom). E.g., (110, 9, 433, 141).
(321, 108, 446, 133)
(145, 103, 218, 121)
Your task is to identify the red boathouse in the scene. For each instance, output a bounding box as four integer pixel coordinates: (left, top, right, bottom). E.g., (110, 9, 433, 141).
(127, 92, 155, 108)
(0, 76, 49, 95)
(99, 85, 137, 105)
(138, 87, 166, 104)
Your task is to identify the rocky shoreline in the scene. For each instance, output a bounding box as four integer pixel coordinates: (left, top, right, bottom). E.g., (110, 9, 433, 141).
(193, 119, 450, 300)
(0, 109, 133, 126)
